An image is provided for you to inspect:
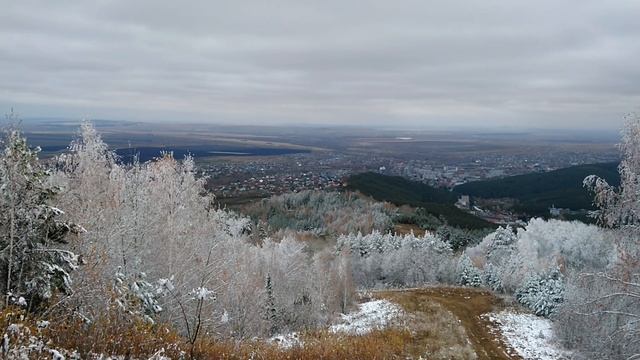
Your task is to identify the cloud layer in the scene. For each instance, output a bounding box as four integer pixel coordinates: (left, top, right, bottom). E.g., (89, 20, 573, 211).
(1, 0, 639, 128)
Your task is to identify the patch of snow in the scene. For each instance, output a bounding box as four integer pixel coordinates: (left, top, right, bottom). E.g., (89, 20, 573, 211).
(7, 324, 21, 334)
(37, 320, 50, 329)
(488, 310, 571, 360)
(50, 349, 65, 360)
(330, 299, 402, 335)
(269, 332, 302, 348)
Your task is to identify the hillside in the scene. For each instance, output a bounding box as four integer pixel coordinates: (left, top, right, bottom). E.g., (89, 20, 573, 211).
(454, 162, 620, 216)
(346, 172, 494, 229)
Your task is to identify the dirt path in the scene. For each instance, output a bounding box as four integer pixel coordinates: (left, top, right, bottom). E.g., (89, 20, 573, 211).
(376, 287, 521, 360)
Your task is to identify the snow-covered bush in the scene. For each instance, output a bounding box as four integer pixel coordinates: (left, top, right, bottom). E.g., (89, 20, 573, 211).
(113, 269, 164, 323)
(515, 268, 564, 317)
(466, 219, 612, 294)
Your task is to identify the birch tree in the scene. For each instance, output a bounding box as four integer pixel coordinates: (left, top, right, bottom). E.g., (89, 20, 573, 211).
(558, 114, 640, 358)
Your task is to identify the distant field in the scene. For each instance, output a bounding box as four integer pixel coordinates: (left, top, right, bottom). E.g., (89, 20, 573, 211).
(115, 146, 310, 162)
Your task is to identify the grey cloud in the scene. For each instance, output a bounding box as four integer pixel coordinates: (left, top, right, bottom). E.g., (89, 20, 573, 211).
(1, 0, 640, 129)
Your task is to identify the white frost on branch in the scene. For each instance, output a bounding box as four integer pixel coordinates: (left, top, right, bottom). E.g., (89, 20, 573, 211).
(191, 287, 215, 301)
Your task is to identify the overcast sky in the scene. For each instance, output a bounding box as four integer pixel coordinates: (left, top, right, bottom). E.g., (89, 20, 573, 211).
(1, 1, 639, 129)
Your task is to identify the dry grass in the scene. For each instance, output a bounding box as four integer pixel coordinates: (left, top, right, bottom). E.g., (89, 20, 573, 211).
(193, 329, 412, 359)
(1, 288, 515, 359)
(377, 287, 519, 360)
(393, 223, 427, 236)
(1, 306, 414, 359)
(374, 291, 477, 359)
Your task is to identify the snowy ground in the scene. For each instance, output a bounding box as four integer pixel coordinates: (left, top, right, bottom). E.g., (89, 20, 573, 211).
(487, 311, 571, 360)
(269, 332, 303, 348)
(270, 299, 403, 348)
(329, 299, 403, 335)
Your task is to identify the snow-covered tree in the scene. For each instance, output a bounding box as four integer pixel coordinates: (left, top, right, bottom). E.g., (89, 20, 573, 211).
(557, 114, 640, 358)
(0, 129, 82, 309)
(30, 122, 354, 340)
(482, 263, 503, 292)
(337, 231, 455, 287)
(515, 268, 564, 317)
(456, 255, 482, 287)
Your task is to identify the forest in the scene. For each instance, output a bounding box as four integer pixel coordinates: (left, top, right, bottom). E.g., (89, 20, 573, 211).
(0, 118, 638, 359)
(346, 172, 494, 229)
(454, 162, 621, 216)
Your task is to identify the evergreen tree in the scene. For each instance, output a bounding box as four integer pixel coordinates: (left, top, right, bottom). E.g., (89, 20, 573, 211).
(264, 274, 278, 335)
(515, 268, 564, 317)
(483, 263, 503, 292)
(0, 129, 82, 308)
(457, 255, 482, 287)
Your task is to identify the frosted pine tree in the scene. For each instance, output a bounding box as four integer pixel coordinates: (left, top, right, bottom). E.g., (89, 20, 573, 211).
(113, 268, 163, 322)
(457, 255, 482, 287)
(0, 129, 82, 308)
(264, 274, 279, 335)
(515, 268, 564, 317)
(486, 226, 516, 267)
(482, 263, 503, 292)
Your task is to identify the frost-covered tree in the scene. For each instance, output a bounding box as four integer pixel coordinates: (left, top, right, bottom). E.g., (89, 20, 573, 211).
(466, 219, 611, 295)
(515, 268, 564, 317)
(482, 263, 503, 292)
(456, 255, 482, 287)
(45, 122, 354, 339)
(264, 274, 278, 335)
(557, 114, 640, 358)
(337, 231, 455, 287)
(0, 129, 82, 309)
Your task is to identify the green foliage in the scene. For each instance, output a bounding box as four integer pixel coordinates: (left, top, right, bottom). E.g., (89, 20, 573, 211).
(454, 162, 620, 216)
(395, 208, 442, 229)
(436, 225, 492, 251)
(346, 172, 494, 230)
(346, 172, 458, 204)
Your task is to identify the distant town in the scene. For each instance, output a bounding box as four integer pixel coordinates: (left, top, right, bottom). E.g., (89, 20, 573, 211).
(204, 149, 618, 201)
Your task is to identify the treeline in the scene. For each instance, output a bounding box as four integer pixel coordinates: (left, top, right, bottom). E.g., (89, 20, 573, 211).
(337, 231, 456, 287)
